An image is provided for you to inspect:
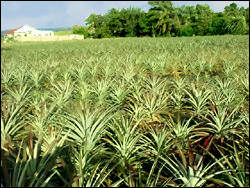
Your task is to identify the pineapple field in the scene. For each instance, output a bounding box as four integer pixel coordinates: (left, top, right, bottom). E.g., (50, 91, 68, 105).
(1, 35, 249, 187)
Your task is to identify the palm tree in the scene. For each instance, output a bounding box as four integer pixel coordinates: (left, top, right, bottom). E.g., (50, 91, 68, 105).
(175, 5, 191, 27)
(148, 1, 179, 36)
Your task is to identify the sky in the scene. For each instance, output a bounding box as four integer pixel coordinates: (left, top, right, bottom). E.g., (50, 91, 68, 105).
(1, 1, 249, 30)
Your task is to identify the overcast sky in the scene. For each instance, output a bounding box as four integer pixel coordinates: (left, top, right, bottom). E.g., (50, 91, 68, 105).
(1, 1, 249, 30)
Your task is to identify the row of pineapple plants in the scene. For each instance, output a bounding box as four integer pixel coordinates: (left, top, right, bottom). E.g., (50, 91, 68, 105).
(1, 35, 249, 187)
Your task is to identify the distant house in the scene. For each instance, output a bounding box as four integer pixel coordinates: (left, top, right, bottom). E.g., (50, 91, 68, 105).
(3, 26, 23, 38)
(3, 24, 54, 38)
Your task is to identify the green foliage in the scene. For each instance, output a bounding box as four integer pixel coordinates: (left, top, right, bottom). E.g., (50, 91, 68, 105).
(3, 36, 15, 42)
(137, 12, 151, 36)
(1, 35, 249, 187)
(208, 14, 230, 35)
(227, 16, 247, 35)
(193, 4, 214, 36)
(81, 1, 248, 38)
(54, 30, 72, 36)
(148, 1, 179, 37)
(180, 25, 195, 36)
(72, 25, 89, 37)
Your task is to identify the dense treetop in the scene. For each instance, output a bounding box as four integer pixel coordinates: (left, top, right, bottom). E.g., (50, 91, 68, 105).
(72, 1, 249, 38)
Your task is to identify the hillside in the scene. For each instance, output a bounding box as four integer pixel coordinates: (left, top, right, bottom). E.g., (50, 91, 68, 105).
(36, 27, 72, 32)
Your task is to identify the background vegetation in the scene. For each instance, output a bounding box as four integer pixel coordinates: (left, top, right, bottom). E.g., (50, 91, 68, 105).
(54, 30, 73, 36)
(72, 1, 249, 38)
(1, 35, 249, 187)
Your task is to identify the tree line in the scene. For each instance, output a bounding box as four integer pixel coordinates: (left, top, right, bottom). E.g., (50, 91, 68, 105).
(73, 1, 249, 38)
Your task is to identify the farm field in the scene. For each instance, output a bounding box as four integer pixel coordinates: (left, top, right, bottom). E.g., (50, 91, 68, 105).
(1, 35, 249, 187)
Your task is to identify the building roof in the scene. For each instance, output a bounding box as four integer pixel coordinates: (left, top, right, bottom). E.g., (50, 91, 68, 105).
(4, 26, 24, 35)
(15, 25, 38, 33)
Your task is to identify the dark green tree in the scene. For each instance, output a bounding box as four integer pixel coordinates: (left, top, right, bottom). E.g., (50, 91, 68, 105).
(148, 1, 179, 37)
(224, 3, 241, 17)
(194, 4, 214, 35)
(124, 7, 144, 37)
(208, 13, 230, 35)
(72, 25, 89, 38)
(136, 12, 151, 36)
(82, 1, 248, 38)
(223, 3, 247, 35)
(106, 8, 123, 37)
(85, 13, 112, 38)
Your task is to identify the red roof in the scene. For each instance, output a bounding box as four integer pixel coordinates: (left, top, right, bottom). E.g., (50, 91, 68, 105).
(4, 26, 24, 35)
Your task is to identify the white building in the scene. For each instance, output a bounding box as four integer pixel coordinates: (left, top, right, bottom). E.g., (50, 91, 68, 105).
(4, 24, 54, 37)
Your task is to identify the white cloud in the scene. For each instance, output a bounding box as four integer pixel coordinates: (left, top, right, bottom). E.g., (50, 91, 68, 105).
(211, 1, 249, 12)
